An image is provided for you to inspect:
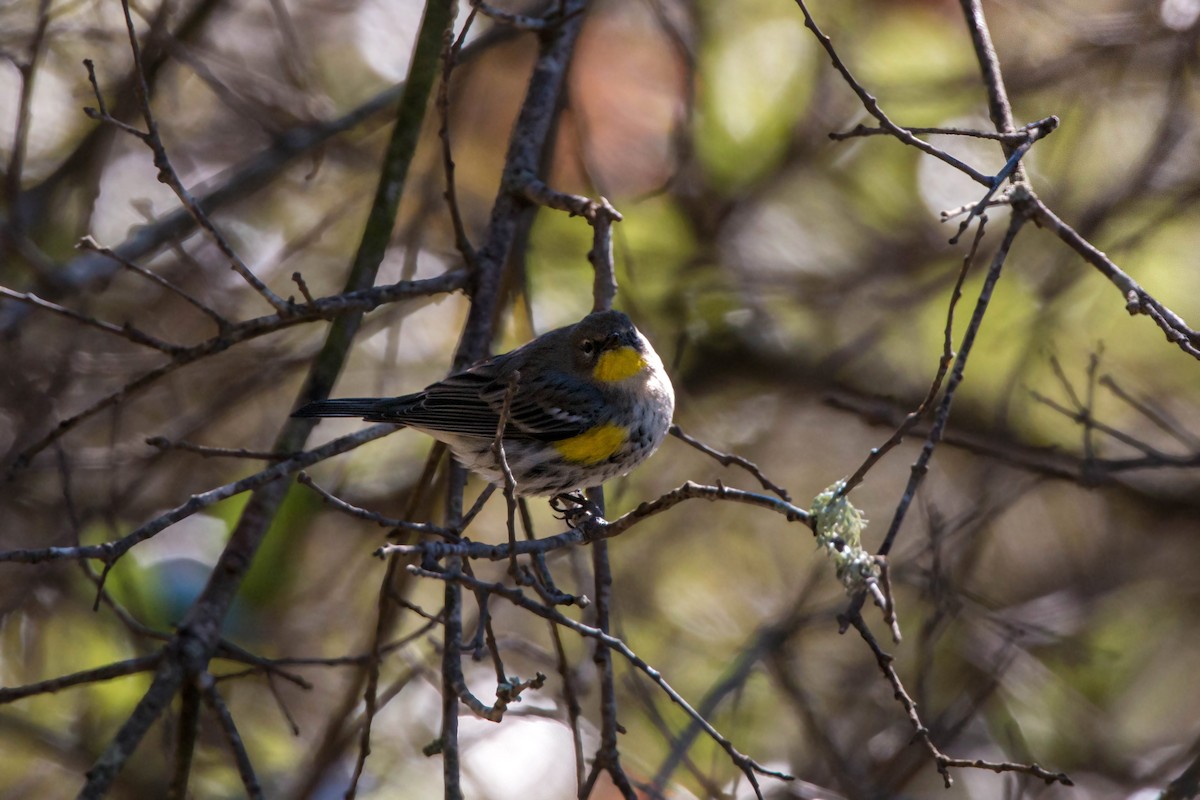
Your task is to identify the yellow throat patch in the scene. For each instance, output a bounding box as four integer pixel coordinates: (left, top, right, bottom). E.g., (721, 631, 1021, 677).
(593, 346, 647, 383)
(553, 423, 627, 465)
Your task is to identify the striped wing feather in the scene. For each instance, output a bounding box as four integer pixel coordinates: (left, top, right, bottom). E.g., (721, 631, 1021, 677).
(362, 369, 601, 442)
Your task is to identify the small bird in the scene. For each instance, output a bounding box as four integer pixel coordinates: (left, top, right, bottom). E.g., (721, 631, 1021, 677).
(294, 310, 675, 496)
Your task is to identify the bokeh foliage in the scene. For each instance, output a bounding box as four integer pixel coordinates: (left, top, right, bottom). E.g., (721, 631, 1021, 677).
(2, 0, 1200, 797)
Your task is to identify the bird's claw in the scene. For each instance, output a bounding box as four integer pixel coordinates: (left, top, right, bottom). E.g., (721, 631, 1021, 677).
(550, 490, 600, 526)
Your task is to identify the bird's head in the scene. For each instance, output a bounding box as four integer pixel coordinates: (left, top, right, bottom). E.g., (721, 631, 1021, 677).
(569, 310, 651, 384)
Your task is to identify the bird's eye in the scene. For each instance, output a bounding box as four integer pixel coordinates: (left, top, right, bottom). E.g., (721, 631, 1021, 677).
(580, 339, 596, 356)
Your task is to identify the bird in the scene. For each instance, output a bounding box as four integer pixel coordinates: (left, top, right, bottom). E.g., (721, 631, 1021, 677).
(293, 309, 675, 496)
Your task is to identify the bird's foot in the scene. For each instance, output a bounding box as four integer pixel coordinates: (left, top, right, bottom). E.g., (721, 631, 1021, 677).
(550, 490, 601, 527)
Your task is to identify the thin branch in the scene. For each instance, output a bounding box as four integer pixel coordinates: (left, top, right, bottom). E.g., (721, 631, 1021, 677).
(518, 497, 585, 607)
(828, 387, 1200, 483)
(437, 7, 594, 789)
(166, 678, 201, 800)
(347, 552, 415, 800)
(3, 0, 53, 221)
(588, 196, 621, 313)
(1029, 390, 1187, 465)
(548, 615, 585, 791)
(958, 0, 1023, 167)
(0, 426, 392, 566)
(582, 486, 639, 800)
(453, 0, 589, 366)
(440, 548, 465, 800)
(794, 0, 993, 186)
(879, 212, 1025, 556)
(839, 216, 989, 498)
(0, 654, 161, 703)
(200, 676, 264, 800)
(76, 236, 232, 332)
(940, 197, 1012, 222)
(830, 117, 1058, 143)
(651, 571, 827, 794)
(409, 566, 794, 790)
(102, 1, 292, 313)
(438, 6, 478, 265)
(520, 179, 623, 222)
(491, 371, 522, 578)
(1099, 374, 1200, 450)
(845, 612, 1071, 788)
(669, 425, 792, 500)
(376, 480, 813, 563)
(0, 286, 185, 355)
(948, 119, 1057, 244)
(5, 268, 468, 475)
(296, 472, 456, 538)
(1029, 198, 1200, 360)
(146, 436, 301, 461)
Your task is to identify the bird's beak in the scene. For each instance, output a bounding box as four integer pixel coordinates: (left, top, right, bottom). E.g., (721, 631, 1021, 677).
(604, 330, 641, 352)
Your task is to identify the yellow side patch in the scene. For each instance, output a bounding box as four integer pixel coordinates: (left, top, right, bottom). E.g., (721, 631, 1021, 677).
(553, 423, 627, 465)
(593, 346, 646, 383)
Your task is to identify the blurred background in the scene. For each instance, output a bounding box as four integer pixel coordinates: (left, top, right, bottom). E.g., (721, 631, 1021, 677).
(3, 0, 1200, 797)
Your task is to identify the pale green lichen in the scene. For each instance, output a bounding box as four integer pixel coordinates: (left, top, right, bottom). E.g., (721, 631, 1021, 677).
(810, 481, 880, 592)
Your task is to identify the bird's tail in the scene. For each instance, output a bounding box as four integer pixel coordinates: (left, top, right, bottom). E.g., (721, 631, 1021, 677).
(292, 398, 391, 419)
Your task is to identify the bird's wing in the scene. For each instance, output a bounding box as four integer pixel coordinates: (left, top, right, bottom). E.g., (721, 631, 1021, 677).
(481, 370, 603, 441)
(369, 365, 601, 442)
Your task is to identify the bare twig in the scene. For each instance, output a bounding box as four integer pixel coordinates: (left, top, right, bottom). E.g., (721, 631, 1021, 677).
(6, 268, 468, 476)
(76, 236, 232, 332)
(1099, 374, 1200, 450)
(958, 0, 1023, 166)
(831, 117, 1059, 143)
(845, 612, 1071, 788)
(438, 6, 478, 266)
(3, 0, 53, 222)
(290, 271, 316, 305)
(296, 472, 456, 538)
(492, 371, 522, 577)
(200, 676, 264, 800)
(1029, 389, 1186, 465)
(376, 480, 813, 563)
(839, 217, 989, 498)
(588, 196, 621, 313)
(409, 566, 794, 791)
(669, 424, 792, 501)
(548, 614, 585, 791)
(518, 497, 584, 607)
(453, 0, 589, 366)
(948, 120, 1057, 243)
(794, 0, 993, 186)
(1029, 198, 1200, 360)
(167, 678, 202, 800)
(96, 2, 292, 313)
(0, 426, 392, 567)
(652, 571, 827, 794)
(0, 654, 161, 703)
(581, 486, 639, 800)
(347, 553, 412, 800)
(146, 436, 301, 461)
(828, 387, 1200, 483)
(0, 286, 185, 355)
(878, 213, 1025, 557)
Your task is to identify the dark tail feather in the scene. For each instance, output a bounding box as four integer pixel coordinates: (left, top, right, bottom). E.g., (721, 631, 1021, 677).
(292, 398, 390, 419)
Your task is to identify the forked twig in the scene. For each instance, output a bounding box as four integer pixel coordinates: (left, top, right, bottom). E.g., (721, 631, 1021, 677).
(85, 10, 291, 314)
(839, 216, 990, 498)
(670, 424, 792, 501)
